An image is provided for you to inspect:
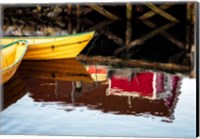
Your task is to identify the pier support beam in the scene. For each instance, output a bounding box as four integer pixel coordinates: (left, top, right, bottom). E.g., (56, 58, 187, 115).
(67, 4, 72, 15)
(87, 4, 119, 20)
(126, 3, 132, 20)
(186, 3, 195, 24)
(125, 3, 132, 48)
(76, 4, 81, 17)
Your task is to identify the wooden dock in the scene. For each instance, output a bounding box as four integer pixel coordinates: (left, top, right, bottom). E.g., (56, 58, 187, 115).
(2, 3, 196, 77)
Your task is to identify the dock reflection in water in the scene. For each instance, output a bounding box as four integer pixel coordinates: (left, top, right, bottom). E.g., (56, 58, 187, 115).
(0, 59, 196, 137)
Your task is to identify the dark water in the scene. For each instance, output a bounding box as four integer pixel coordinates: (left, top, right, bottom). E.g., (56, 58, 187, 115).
(0, 59, 196, 138)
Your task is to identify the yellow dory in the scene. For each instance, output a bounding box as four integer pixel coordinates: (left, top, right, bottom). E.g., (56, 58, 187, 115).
(1, 31, 95, 60)
(0, 40, 28, 84)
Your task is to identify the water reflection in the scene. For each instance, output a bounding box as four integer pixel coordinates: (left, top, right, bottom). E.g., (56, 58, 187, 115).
(18, 58, 93, 83)
(1, 73, 27, 111)
(106, 69, 182, 119)
(13, 59, 183, 121)
(1, 4, 196, 137)
(86, 65, 109, 83)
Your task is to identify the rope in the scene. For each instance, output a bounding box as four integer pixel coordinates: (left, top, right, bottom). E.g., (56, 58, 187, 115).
(86, 29, 107, 55)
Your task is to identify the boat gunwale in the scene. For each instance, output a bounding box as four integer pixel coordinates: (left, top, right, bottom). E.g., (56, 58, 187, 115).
(2, 31, 95, 40)
(0, 40, 28, 73)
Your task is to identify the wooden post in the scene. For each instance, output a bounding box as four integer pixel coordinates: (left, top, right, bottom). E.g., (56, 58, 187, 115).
(76, 18, 81, 33)
(126, 3, 132, 20)
(190, 45, 195, 78)
(185, 23, 195, 76)
(126, 3, 132, 48)
(126, 20, 132, 48)
(68, 19, 73, 34)
(185, 24, 193, 52)
(67, 4, 72, 15)
(186, 3, 195, 24)
(76, 4, 81, 17)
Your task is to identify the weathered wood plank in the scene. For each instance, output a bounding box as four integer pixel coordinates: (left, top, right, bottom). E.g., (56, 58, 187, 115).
(67, 4, 72, 15)
(126, 3, 132, 20)
(186, 3, 195, 24)
(87, 4, 119, 20)
(67, 19, 72, 34)
(126, 20, 132, 48)
(142, 20, 185, 49)
(145, 3, 179, 22)
(139, 3, 173, 20)
(85, 20, 113, 32)
(76, 4, 81, 17)
(82, 7, 93, 15)
(129, 23, 176, 47)
(104, 31, 124, 46)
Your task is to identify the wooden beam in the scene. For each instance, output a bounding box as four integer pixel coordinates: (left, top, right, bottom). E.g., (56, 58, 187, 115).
(76, 19, 81, 33)
(82, 7, 93, 15)
(81, 18, 94, 26)
(126, 3, 132, 20)
(126, 20, 132, 48)
(104, 31, 124, 46)
(186, 3, 195, 24)
(68, 19, 72, 34)
(76, 4, 81, 17)
(129, 23, 176, 47)
(87, 4, 119, 20)
(145, 3, 179, 22)
(77, 55, 191, 73)
(185, 24, 194, 52)
(139, 3, 173, 20)
(67, 4, 72, 15)
(85, 20, 113, 32)
(142, 20, 185, 49)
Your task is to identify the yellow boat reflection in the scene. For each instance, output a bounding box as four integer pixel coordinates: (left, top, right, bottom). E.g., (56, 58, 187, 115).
(1, 73, 27, 111)
(18, 58, 94, 83)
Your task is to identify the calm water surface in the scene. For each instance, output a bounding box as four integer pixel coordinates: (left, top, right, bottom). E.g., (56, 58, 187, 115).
(0, 59, 196, 138)
(1, 4, 196, 138)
